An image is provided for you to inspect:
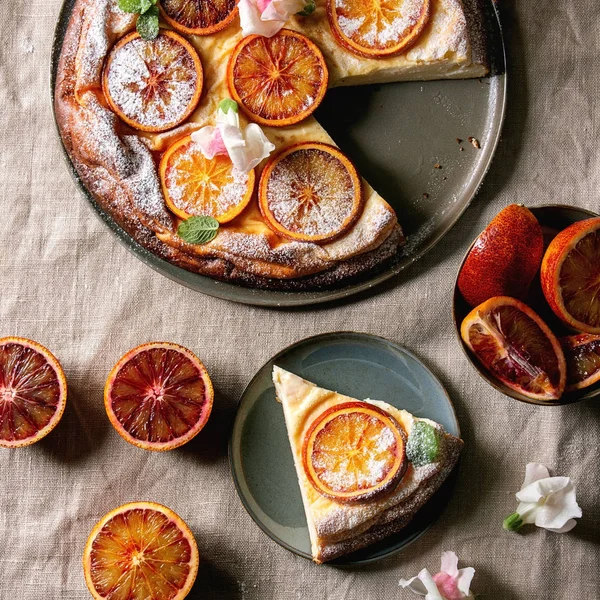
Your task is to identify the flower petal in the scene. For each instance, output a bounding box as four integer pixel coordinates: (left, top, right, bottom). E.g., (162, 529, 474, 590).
(399, 575, 429, 596)
(261, 0, 305, 21)
(440, 551, 459, 578)
(191, 126, 227, 159)
(238, 0, 285, 37)
(400, 569, 445, 599)
(456, 567, 475, 596)
(521, 463, 550, 489)
(546, 518, 578, 534)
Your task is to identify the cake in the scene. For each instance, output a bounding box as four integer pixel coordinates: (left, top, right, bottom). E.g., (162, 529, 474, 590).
(55, 0, 489, 290)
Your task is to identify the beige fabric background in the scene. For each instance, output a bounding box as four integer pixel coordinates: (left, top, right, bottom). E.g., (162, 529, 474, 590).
(1, 1, 599, 598)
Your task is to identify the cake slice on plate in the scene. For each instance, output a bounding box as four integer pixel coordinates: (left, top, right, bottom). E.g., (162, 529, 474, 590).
(272, 365, 463, 563)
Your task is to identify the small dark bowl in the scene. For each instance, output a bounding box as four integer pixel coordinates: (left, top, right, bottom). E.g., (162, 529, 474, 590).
(452, 204, 600, 406)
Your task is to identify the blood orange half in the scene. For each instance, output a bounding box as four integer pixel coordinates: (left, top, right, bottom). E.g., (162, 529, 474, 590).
(560, 334, 600, 392)
(258, 142, 364, 243)
(102, 30, 203, 133)
(104, 342, 214, 451)
(327, 0, 430, 59)
(0, 337, 67, 449)
(302, 401, 407, 503)
(83, 502, 199, 600)
(461, 297, 567, 401)
(541, 217, 600, 334)
(227, 29, 328, 127)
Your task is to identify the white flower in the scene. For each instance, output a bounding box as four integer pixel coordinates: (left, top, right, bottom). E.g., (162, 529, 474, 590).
(191, 100, 275, 172)
(238, 0, 306, 37)
(400, 552, 475, 600)
(504, 463, 582, 533)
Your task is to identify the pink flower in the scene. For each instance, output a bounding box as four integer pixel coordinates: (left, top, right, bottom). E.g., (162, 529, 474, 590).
(238, 0, 306, 37)
(400, 552, 475, 600)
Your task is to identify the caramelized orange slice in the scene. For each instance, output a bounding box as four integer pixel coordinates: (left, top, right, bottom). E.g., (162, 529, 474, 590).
(227, 29, 328, 127)
(0, 337, 67, 448)
(83, 502, 199, 600)
(103, 30, 203, 133)
(560, 334, 600, 392)
(302, 401, 407, 503)
(161, 0, 238, 35)
(461, 297, 567, 401)
(104, 342, 214, 451)
(258, 142, 364, 243)
(160, 135, 255, 223)
(327, 0, 430, 58)
(541, 217, 600, 334)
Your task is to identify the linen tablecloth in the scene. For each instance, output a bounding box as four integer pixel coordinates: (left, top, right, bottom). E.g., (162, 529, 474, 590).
(1, 1, 599, 598)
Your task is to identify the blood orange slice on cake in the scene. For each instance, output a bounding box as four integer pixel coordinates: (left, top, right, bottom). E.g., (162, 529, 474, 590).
(160, 135, 255, 223)
(302, 401, 407, 503)
(161, 0, 238, 36)
(83, 502, 199, 600)
(0, 337, 67, 449)
(227, 30, 328, 127)
(327, 0, 430, 58)
(258, 142, 364, 243)
(104, 342, 214, 451)
(102, 30, 203, 133)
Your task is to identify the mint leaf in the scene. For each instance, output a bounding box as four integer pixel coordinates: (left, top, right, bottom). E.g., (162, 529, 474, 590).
(406, 421, 441, 467)
(136, 6, 159, 39)
(139, 0, 155, 13)
(297, 0, 316, 16)
(118, 0, 144, 13)
(218, 98, 239, 114)
(178, 216, 220, 245)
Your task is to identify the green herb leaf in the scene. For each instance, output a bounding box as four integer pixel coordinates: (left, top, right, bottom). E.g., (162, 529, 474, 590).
(139, 0, 155, 13)
(297, 0, 316, 16)
(406, 421, 441, 467)
(136, 5, 160, 39)
(218, 98, 239, 114)
(178, 216, 220, 245)
(118, 0, 144, 13)
(503, 512, 524, 532)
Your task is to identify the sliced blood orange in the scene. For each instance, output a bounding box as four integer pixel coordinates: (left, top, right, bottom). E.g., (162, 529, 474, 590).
(560, 334, 600, 392)
(160, 0, 238, 36)
(302, 401, 407, 503)
(160, 135, 255, 223)
(83, 502, 199, 600)
(541, 217, 600, 334)
(327, 0, 430, 59)
(258, 142, 364, 243)
(461, 297, 567, 401)
(0, 337, 67, 449)
(227, 29, 328, 127)
(104, 342, 214, 451)
(102, 30, 203, 133)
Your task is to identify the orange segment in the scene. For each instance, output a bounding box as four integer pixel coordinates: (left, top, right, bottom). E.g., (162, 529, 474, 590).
(258, 142, 364, 243)
(541, 218, 600, 334)
(160, 135, 255, 223)
(461, 297, 567, 401)
(302, 401, 407, 503)
(83, 502, 199, 600)
(102, 30, 203, 133)
(160, 0, 238, 35)
(327, 0, 430, 58)
(104, 342, 214, 451)
(0, 337, 67, 449)
(560, 334, 600, 392)
(227, 30, 328, 127)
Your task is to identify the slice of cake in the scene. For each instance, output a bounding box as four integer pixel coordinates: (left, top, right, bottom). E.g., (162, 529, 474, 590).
(273, 366, 463, 562)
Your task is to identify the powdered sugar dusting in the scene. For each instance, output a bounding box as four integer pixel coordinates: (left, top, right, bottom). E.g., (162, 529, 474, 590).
(106, 33, 199, 130)
(266, 148, 357, 237)
(165, 140, 250, 218)
(335, 0, 425, 49)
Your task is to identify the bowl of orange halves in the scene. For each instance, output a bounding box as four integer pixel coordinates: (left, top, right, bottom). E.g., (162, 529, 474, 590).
(453, 203, 600, 406)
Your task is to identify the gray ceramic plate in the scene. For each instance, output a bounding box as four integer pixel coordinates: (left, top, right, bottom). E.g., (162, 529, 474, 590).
(453, 204, 600, 406)
(229, 332, 460, 565)
(51, 2, 506, 307)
